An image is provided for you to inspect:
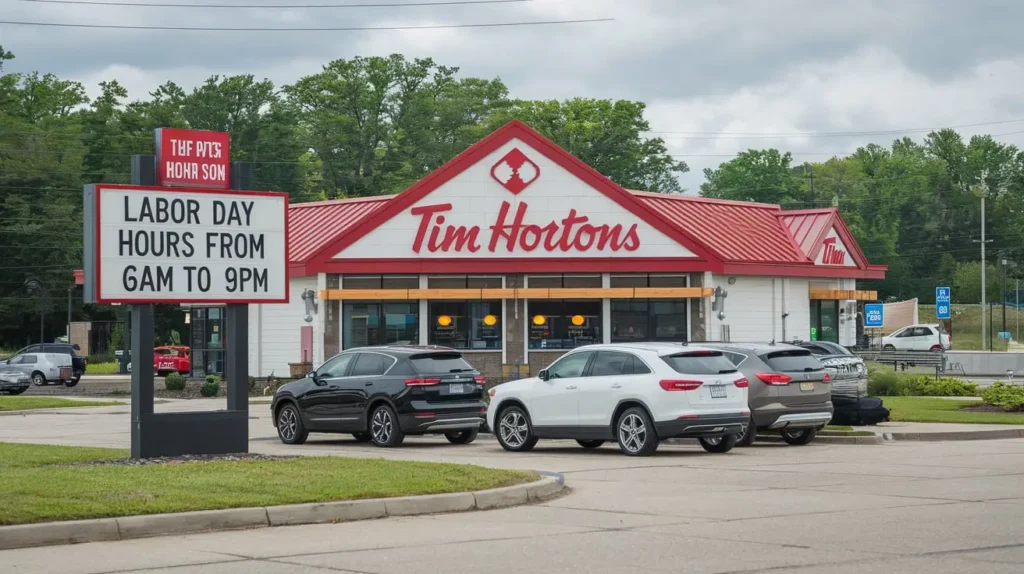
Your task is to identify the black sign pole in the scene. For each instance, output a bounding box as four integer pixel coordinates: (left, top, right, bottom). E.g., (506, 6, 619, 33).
(129, 154, 157, 459)
(224, 162, 253, 446)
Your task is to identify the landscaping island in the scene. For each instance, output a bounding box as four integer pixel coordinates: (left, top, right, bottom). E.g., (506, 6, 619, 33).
(0, 397, 123, 412)
(0, 443, 536, 526)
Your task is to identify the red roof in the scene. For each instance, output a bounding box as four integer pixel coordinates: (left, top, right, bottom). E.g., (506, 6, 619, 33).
(632, 192, 808, 264)
(778, 209, 835, 259)
(288, 196, 389, 265)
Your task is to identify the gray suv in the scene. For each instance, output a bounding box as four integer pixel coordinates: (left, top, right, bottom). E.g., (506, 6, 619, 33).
(700, 342, 833, 446)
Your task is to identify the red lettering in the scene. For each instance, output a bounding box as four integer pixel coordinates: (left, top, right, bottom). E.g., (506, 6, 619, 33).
(821, 238, 846, 265)
(411, 203, 454, 253)
(438, 224, 481, 253)
(559, 210, 589, 251)
(574, 224, 596, 250)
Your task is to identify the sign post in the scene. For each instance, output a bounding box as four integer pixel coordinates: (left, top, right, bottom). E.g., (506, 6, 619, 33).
(936, 287, 951, 351)
(83, 129, 288, 458)
(864, 303, 884, 349)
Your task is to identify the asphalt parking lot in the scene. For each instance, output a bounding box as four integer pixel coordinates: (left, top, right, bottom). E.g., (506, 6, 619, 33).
(2, 399, 1023, 573)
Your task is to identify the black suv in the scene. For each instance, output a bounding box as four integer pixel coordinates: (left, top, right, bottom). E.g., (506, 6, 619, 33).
(271, 346, 486, 448)
(13, 343, 86, 385)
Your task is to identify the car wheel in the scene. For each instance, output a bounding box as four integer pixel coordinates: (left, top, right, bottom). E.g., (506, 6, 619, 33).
(781, 427, 818, 446)
(495, 405, 539, 452)
(64, 377, 79, 388)
(9, 387, 28, 396)
(276, 403, 308, 445)
(351, 432, 372, 442)
(698, 434, 738, 453)
(445, 429, 479, 445)
(882, 344, 896, 351)
(736, 417, 758, 447)
(576, 439, 604, 449)
(370, 404, 405, 448)
(31, 372, 46, 386)
(615, 406, 659, 457)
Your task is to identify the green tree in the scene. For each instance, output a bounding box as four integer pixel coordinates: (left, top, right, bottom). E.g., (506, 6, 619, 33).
(699, 149, 801, 203)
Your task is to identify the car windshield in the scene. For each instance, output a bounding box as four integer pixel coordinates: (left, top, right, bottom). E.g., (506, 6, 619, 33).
(660, 351, 738, 375)
(760, 349, 823, 373)
(817, 341, 853, 356)
(409, 352, 476, 374)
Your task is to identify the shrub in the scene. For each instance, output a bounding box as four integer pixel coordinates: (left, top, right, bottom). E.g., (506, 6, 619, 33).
(868, 369, 977, 397)
(248, 375, 257, 393)
(164, 372, 187, 391)
(201, 375, 220, 397)
(980, 382, 1024, 411)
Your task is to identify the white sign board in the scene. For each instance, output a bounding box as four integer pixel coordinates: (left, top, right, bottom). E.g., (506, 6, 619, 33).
(86, 184, 289, 304)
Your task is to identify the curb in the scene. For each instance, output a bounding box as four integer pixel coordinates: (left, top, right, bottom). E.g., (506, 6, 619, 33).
(755, 434, 884, 445)
(882, 428, 1024, 442)
(0, 474, 565, 551)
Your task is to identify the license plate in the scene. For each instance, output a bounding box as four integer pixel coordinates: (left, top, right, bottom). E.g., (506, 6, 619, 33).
(160, 362, 173, 369)
(710, 385, 727, 399)
(449, 383, 465, 394)
(800, 382, 815, 392)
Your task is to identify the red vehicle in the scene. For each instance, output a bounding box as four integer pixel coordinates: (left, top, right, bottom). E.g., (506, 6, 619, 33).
(154, 346, 191, 376)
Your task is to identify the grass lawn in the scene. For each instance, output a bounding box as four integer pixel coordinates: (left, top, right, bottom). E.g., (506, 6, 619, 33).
(883, 396, 1024, 425)
(0, 397, 123, 411)
(86, 361, 121, 375)
(0, 443, 536, 526)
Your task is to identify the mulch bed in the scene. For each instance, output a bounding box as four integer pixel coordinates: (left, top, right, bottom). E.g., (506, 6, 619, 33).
(62, 453, 297, 467)
(959, 404, 1024, 415)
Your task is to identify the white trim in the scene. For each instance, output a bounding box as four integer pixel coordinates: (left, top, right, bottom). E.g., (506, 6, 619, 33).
(418, 275, 429, 346)
(601, 273, 611, 344)
(523, 297, 529, 366)
(337, 274, 344, 352)
(315, 272, 327, 365)
(501, 275, 508, 365)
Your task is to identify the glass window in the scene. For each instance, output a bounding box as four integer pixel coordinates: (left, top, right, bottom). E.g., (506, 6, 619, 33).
(760, 350, 823, 373)
(527, 276, 563, 288)
(317, 353, 354, 378)
(611, 299, 687, 343)
(527, 275, 602, 288)
(660, 351, 738, 375)
(382, 276, 418, 289)
(343, 303, 419, 349)
(810, 300, 839, 343)
(343, 276, 381, 289)
(610, 275, 648, 288)
(467, 277, 502, 289)
(546, 351, 594, 379)
(428, 301, 502, 350)
(649, 275, 687, 288)
(23, 355, 37, 364)
(428, 276, 467, 289)
(350, 353, 393, 376)
(589, 351, 642, 377)
(610, 274, 686, 288)
(528, 300, 601, 349)
(409, 352, 476, 374)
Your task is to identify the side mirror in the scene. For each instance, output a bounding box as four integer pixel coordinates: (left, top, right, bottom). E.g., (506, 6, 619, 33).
(307, 371, 323, 385)
(538, 369, 549, 381)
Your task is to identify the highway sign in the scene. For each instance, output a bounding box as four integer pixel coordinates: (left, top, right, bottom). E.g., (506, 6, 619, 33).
(864, 303, 884, 327)
(936, 286, 951, 319)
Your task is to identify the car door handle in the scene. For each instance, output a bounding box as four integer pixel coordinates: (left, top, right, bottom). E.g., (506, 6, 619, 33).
(329, 385, 339, 390)
(610, 384, 622, 389)
(364, 382, 373, 386)
(565, 385, 578, 390)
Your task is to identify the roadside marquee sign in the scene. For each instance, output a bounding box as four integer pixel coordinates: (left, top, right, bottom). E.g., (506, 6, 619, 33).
(154, 128, 231, 189)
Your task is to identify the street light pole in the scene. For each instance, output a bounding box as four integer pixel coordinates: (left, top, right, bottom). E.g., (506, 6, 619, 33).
(973, 185, 991, 350)
(1001, 258, 1008, 339)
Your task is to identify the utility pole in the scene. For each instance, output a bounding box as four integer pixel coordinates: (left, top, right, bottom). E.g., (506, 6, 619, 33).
(1001, 258, 1008, 339)
(973, 185, 991, 350)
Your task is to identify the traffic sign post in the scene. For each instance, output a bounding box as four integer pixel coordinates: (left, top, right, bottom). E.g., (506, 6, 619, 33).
(936, 287, 951, 351)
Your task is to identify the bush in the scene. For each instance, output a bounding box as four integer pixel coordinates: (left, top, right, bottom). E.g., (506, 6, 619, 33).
(201, 375, 220, 397)
(868, 370, 977, 397)
(164, 372, 186, 391)
(980, 382, 1024, 411)
(248, 375, 257, 393)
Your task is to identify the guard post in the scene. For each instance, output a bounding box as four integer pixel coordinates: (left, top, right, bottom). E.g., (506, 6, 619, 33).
(83, 128, 289, 458)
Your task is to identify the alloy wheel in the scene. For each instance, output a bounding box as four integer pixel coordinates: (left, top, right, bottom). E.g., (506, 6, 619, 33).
(278, 407, 297, 442)
(372, 408, 393, 444)
(32, 374, 45, 386)
(703, 436, 722, 446)
(500, 411, 528, 448)
(618, 413, 647, 453)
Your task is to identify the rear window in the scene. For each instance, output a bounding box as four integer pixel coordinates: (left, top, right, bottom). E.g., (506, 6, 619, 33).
(760, 350, 823, 372)
(660, 351, 738, 375)
(409, 352, 476, 374)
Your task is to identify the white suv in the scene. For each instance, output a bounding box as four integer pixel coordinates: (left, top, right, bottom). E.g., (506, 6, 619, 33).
(881, 324, 951, 352)
(1, 353, 74, 387)
(486, 343, 750, 457)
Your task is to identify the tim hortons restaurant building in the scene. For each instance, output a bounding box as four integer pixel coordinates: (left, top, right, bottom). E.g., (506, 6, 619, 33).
(248, 120, 887, 381)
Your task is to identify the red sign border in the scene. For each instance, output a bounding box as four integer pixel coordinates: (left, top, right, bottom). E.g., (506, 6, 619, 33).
(154, 128, 232, 190)
(93, 183, 290, 305)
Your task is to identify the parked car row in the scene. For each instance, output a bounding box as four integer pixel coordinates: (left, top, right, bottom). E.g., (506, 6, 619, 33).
(0, 351, 75, 392)
(1, 343, 85, 387)
(271, 339, 878, 456)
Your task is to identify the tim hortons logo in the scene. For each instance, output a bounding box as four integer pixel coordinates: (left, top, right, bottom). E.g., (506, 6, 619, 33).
(821, 237, 847, 265)
(491, 148, 539, 194)
(410, 201, 641, 254)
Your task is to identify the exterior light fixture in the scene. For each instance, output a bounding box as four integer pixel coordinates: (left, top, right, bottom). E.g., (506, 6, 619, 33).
(301, 289, 318, 323)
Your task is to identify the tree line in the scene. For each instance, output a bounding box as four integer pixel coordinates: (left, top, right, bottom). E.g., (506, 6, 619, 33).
(2, 44, 1021, 348)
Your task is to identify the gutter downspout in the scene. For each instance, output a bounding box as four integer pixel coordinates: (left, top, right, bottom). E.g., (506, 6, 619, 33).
(781, 278, 788, 341)
(772, 278, 777, 341)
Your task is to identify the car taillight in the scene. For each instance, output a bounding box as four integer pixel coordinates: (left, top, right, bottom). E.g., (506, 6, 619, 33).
(474, 376, 486, 385)
(405, 378, 441, 386)
(659, 379, 703, 391)
(756, 372, 792, 385)
(822, 372, 831, 383)
(734, 377, 749, 388)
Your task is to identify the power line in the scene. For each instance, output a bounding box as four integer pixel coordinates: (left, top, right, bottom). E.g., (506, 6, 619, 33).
(13, 0, 529, 7)
(643, 118, 1024, 139)
(0, 17, 613, 32)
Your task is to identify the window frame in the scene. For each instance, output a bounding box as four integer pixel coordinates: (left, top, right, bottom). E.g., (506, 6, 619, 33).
(342, 301, 420, 349)
(610, 298, 688, 343)
(527, 299, 602, 350)
(545, 350, 596, 379)
(349, 352, 397, 377)
(316, 352, 356, 379)
(586, 350, 652, 377)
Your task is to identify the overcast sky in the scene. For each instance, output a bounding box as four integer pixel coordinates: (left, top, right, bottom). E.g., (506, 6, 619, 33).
(4, 0, 1024, 192)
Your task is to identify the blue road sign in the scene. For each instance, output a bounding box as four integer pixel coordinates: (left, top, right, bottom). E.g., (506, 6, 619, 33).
(865, 303, 884, 327)
(936, 286, 951, 319)
(999, 331, 1012, 340)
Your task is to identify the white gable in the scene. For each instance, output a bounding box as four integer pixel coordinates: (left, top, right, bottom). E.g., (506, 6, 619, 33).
(815, 228, 856, 267)
(334, 139, 696, 260)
